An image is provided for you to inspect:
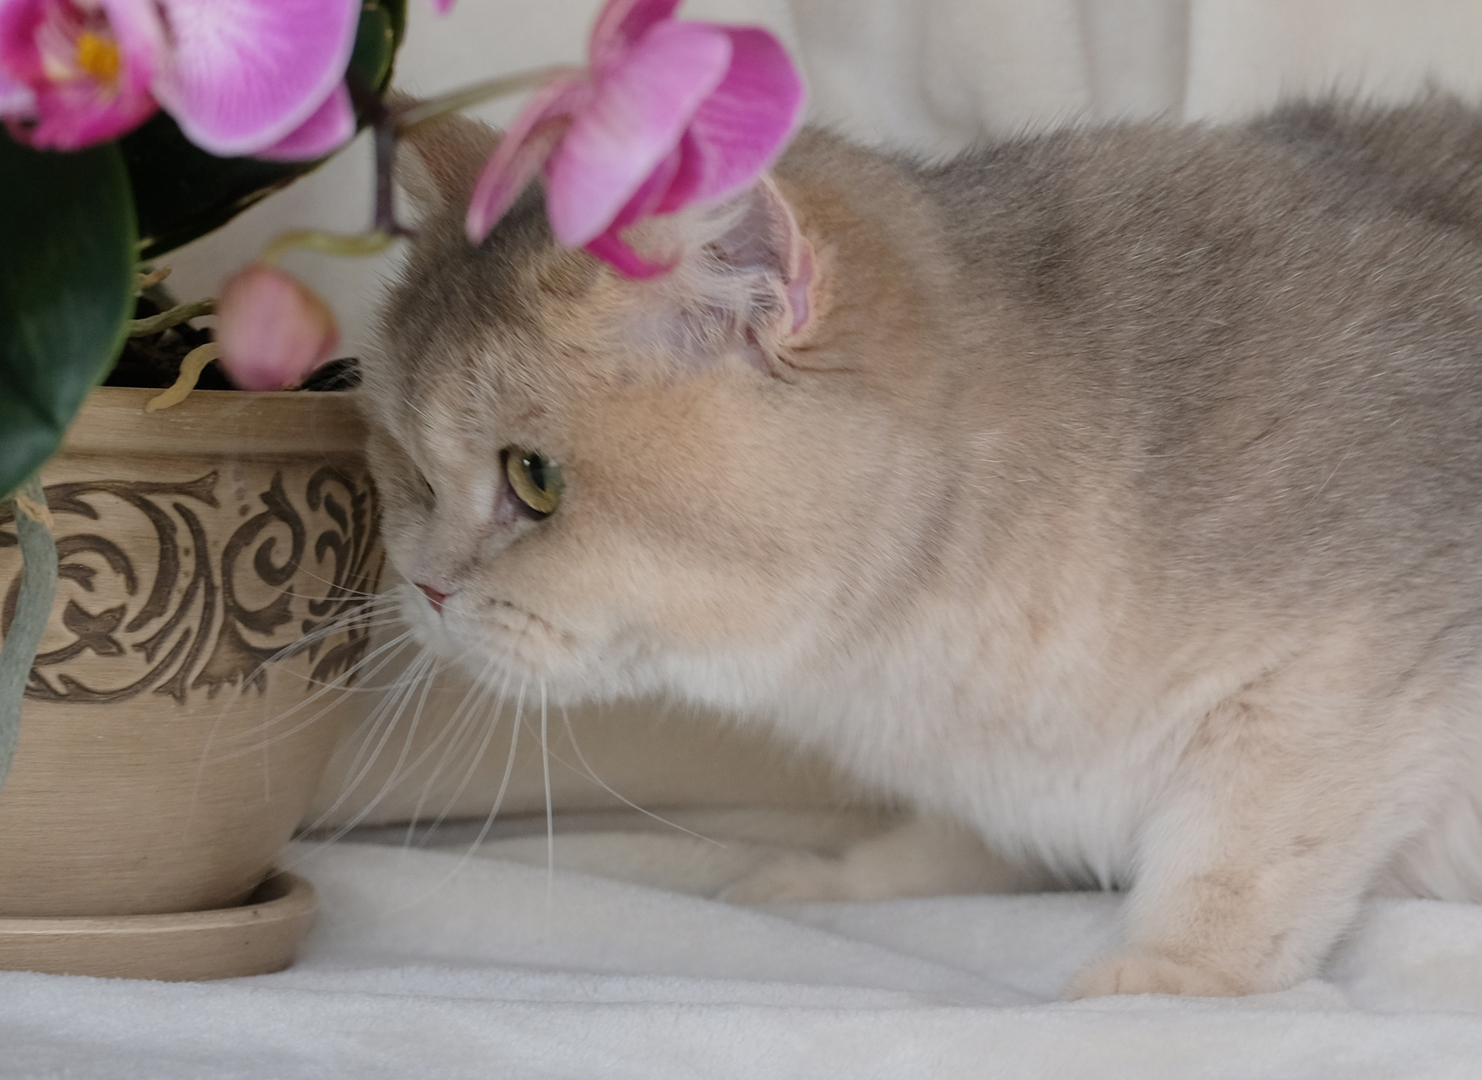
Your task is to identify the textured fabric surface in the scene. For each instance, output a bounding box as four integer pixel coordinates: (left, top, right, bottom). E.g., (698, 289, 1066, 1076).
(6, 815, 1482, 1079)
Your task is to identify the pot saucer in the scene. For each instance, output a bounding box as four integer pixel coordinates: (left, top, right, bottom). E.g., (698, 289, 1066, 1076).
(0, 871, 316, 981)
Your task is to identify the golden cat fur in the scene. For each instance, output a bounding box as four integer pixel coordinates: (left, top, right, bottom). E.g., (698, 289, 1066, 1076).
(365, 95, 1482, 998)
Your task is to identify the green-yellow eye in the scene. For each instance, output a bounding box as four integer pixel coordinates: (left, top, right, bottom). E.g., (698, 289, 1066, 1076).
(503, 447, 563, 516)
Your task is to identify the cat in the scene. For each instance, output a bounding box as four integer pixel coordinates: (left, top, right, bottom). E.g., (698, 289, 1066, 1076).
(362, 93, 1482, 999)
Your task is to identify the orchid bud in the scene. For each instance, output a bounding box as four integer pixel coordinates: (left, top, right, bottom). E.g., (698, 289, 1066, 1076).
(214, 264, 339, 391)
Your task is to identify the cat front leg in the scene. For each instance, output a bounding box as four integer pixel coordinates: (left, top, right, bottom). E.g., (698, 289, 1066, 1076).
(721, 812, 1047, 903)
(1065, 693, 1433, 999)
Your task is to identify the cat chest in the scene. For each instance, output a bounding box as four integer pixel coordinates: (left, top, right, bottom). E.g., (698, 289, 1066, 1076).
(844, 702, 1180, 889)
(958, 742, 1167, 886)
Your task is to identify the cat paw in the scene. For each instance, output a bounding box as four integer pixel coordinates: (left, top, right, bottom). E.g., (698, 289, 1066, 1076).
(1063, 949, 1248, 999)
(720, 852, 861, 904)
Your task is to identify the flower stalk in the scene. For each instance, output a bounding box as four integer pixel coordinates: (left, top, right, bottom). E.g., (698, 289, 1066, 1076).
(390, 65, 580, 134)
(258, 229, 397, 265)
(127, 297, 214, 337)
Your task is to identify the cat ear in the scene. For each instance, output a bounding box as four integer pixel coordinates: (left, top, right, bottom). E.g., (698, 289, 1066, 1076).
(705, 176, 817, 345)
(394, 103, 501, 217)
(648, 175, 820, 375)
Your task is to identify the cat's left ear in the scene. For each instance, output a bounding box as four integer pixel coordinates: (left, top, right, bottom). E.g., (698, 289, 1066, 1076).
(393, 101, 501, 219)
(711, 174, 818, 340)
(659, 175, 819, 372)
(708, 176, 817, 344)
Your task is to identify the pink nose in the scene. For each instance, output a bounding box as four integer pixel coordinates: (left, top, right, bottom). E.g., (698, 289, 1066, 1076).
(416, 583, 449, 614)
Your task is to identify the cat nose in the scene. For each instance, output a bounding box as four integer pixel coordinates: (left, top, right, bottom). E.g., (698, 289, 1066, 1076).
(416, 582, 449, 614)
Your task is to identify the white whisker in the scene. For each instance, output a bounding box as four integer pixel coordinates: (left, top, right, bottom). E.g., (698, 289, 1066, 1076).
(383, 676, 525, 912)
(402, 656, 501, 844)
(559, 703, 725, 848)
(284, 560, 385, 599)
(541, 679, 554, 897)
(414, 665, 514, 839)
(209, 630, 421, 757)
(291, 647, 441, 847)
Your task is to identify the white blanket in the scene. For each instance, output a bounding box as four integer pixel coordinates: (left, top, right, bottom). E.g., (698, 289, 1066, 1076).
(6, 811, 1482, 1079)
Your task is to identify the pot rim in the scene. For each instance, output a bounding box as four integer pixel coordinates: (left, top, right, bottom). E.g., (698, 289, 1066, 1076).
(59, 386, 368, 459)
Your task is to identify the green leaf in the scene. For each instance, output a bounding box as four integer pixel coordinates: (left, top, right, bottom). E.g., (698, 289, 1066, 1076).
(350, 2, 397, 94)
(124, 0, 408, 260)
(382, 0, 407, 58)
(120, 116, 308, 261)
(0, 133, 135, 501)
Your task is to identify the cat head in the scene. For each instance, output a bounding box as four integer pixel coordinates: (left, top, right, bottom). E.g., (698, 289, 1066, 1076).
(363, 114, 961, 707)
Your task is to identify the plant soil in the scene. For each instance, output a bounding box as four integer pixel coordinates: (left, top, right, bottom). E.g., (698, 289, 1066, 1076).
(106, 293, 359, 392)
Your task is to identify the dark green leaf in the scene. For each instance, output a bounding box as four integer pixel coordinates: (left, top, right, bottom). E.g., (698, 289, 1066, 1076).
(120, 116, 307, 261)
(382, 0, 407, 59)
(0, 132, 135, 500)
(350, 3, 396, 94)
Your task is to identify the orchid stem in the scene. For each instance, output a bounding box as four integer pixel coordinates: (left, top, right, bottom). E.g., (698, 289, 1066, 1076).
(393, 65, 580, 134)
(374, 118, 408, 238)
(128, 298, 214, 337)
(0, 476, 58, 793)
(259, 229, 396, 266)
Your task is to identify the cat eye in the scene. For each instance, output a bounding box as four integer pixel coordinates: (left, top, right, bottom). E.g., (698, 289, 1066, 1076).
(502, 447, 564, 516)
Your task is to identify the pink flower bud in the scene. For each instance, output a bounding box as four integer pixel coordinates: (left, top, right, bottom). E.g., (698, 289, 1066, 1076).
(214, 263, 339, 391)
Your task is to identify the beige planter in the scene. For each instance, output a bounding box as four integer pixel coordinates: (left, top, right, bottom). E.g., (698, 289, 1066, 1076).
(0, 387, 380, 933)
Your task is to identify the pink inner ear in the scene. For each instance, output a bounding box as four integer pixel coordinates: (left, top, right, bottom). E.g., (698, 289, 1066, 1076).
(750, 178, 815, 340)
(660, 177, 817, 371)
(784, 232, 814, 337)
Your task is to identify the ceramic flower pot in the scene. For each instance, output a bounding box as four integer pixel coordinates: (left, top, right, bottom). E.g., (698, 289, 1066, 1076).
(0, 387, 380, 973)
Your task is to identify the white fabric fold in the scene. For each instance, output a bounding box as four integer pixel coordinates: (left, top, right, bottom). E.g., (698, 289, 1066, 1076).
(7, 820, 1482, 1079)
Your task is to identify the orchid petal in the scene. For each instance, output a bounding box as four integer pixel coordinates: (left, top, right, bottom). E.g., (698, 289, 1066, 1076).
(570, 150, 680, 280)
(465, 76, 587, 242)
(0, 0, 43, 85)
(22, 72, 154, 147)
(99, 0, 161, 87)
(0, 0, 161, 86)
(0, 65, 33, 115)
(0, 0, 162, 149)
(252, 81, 353, 160)
(608, 143, 680, 230)
(576, 149, 680, 280)
(429, 0, 455, 11)
(153, 0, 359, 157)
(588, 0, 680, 74)
(545, 21, 729, 247)
(656, 26, 804, 213)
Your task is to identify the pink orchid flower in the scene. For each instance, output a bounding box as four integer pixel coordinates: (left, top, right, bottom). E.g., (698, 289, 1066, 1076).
(0, 0, 359, 158)
(466, 0, 805, 278)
